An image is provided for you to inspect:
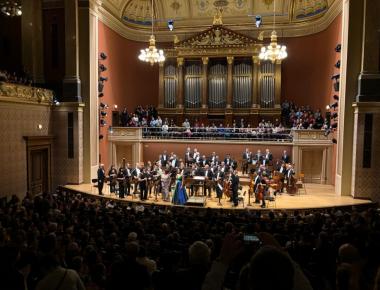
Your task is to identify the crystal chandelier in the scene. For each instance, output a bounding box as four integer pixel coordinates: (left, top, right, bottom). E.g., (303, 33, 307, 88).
(0, 1, 22, 17)
(259, 0, 287, 62)
(138, 0, 165, 66)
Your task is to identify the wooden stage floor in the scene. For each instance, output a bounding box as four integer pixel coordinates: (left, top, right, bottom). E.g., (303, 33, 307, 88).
(62, 183, 372, 211)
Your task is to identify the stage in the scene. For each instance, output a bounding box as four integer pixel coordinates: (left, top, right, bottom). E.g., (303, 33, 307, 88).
(62, 182, 372, 211)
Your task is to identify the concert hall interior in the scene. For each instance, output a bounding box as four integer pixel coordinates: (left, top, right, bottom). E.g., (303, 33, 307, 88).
(0, 0, 380, 289)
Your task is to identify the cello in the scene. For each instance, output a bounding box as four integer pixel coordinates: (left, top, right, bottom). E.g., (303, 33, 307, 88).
(223, 174, 232, 199)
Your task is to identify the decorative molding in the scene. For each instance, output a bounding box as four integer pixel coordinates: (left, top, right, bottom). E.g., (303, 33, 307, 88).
(0, 82, 54, 106)
(98, 0, 342, 42)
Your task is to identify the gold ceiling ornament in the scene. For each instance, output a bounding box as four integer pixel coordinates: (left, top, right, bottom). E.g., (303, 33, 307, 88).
(212, 0, 229, 25)
(259, 0, 287, 62)
(138, 0, 165, 65)
(263, 0, 274, 9)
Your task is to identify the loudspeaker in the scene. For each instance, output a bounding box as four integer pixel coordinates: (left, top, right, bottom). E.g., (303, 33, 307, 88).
(334, 81, 339, 92)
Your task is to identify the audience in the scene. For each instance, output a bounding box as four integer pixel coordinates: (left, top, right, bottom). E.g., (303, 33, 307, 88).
(0, 69, 33, 86)
(0, 191, 379, 290)
(281, 100, 325, 129)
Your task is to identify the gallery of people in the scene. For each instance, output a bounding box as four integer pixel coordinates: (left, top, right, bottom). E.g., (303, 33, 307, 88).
(1, 0, 380, 289)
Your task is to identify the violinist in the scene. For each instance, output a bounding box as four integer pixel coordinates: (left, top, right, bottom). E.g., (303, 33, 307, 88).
(278, 162, 287, 193)
(253, 173, 262, 204)
(108, 165, 117, 194)
(203, 164, 213, 197)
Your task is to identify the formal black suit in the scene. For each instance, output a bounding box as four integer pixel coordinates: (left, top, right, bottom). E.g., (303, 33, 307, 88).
(117, 168, 125, 198)
(204, 169, 214, 197)
(97, 167, 105, 195)
(231, 173, 239, 206)
(161, 154, 169, 166)
(282, 154, 290, 164)
(139, 171, 148, 200)
(242, 152, 250, 174)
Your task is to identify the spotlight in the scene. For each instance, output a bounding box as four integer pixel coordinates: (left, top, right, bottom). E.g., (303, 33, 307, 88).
(100, 102, 108, 109)
(114, 104, 118, 109)
(100, 111, 107, 117)
(333, 95, 339, 101)
(100, 119, 107, 126)
(331, 74, 340, 80)
(98, 92, 104, 98)
(331, 112, 338, 119)
(99, 76, 108, 82)
(99, 64, 107, 72)
(99, 134, 104, 140)
(332, 138, 337, 144)
(167, 19, 174, 31)
(335, 44, 341, 52)
(100, 52, 107, 60)
(334, 60, 341, 68)
(52, 98, 60, 106)
(255, 15, 262, 28)
(331, 123, 338, 129)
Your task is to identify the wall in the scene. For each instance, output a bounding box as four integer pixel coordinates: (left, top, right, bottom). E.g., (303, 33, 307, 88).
(0, 14, 22, 72)
(0, 102, 52, 198)
(98, 20, 159, 167)
(281, 14, 342, 111)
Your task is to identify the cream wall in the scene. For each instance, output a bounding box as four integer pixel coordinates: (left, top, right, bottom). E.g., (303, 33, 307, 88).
(0, 102, 52, 198)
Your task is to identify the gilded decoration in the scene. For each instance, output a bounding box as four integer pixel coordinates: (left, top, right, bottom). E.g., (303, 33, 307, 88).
(0, 82, 54, 105)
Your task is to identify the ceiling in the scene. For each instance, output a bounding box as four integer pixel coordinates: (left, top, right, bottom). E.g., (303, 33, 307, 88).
(99, 0, 342, 41)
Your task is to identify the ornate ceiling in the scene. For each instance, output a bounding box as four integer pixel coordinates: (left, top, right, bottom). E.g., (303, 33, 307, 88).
(99, 0, 342, 41)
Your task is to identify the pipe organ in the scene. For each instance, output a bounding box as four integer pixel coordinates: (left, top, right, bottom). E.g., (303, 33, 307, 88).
(158, 24, 283, 124)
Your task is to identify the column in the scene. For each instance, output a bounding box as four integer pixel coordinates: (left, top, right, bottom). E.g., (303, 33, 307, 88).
(158, 62, 165, 108)
(335, 0, 364, 196)
(177, 57, 184, 109)
(63, 0, 81, 102)
(226, 56, 234, 108)
(201, 57, 209, 109)
(274, 60, 282, 108)
(350, 0, 380, 201)
(79, 0, 101, 182)
(21, 0, 44, 84)
(251, 56, 259, 108)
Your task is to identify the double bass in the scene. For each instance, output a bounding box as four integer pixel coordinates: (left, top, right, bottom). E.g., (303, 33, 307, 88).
(223, 174, 232, 199)
(286, 173, 297, 194)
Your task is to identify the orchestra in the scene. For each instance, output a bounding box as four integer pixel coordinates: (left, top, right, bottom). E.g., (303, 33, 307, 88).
(100, 147, 296, 208)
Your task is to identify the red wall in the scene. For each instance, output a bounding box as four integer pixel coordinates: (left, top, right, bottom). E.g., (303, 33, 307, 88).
(281, 14, 342, 111)
(98, 20, 159, 167)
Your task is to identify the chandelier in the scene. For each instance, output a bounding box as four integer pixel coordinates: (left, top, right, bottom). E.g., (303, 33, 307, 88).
(259, 0, 287, 62)
(0, 1, 22, 17)
(138, 0, 165, 66)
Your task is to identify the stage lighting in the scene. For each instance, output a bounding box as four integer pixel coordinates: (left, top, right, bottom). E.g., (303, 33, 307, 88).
(99, 134, 104, 140)
(167, 19, 174, 31)
(100, 111, 107, 117)
(98, 82, 104, 93)
(331, 123, 338, 129)
(100, 119, 106, 126)
(98, 92, 104, 98)
(100, 52, 107, 60)
(331, 112, 338, 119)
(100, 102, 108, 109)
(334, 60, 340, 68)
(335, 44, 341, 52)
(326, 102, 338, 110)
(333, 95, 339, 100)
(99, 76, 108, 82)
(114, 104, 118, 109)
(331, 74, 340, 80)
(255, 15, 262, 28)
(99, 64, 107, 72)
(332, 138, 337, 144)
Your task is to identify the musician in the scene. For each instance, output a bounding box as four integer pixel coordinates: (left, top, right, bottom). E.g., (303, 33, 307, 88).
(282, 150, 290, 164)
(210, 152, 217, 164)
(203, 164, 214, 197)
(131, 163, 141, 194)
(259, 175, 269, 208)
(185, 147, 192, 166)
(108, 165, 117, 194)
(253, 173, 262, 203)
(242, 148, 251, 175)
(231, 170, 239, 207)
(117, 166, 125, 198)
(215, 178, 223, 205)
(161, 150, 169, 166)
(170, 154, 179, 168)
(224, 154, 233, 170)
(214, 166, 225, 181)
(286, 164, 295, 181)
(278, 162, 287, 193)
(97, 164, 105, 195)
(201, 155, 208, 167)
(138, 167, 148, 201)
(262, 148, 273, 166)
(124, 163, 132, 195)
(194, 152, 201, 165)
(255, 150, 263, 165)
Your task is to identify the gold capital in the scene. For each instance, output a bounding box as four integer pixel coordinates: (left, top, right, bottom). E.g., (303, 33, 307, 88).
(202, 57, 209, 65)
(177, 57, 184, 66)
(227, 56, 234, 65)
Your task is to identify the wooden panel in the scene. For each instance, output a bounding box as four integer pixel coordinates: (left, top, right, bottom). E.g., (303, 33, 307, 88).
(115, 144, 133, 168)
(302, 149, 323, 183)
